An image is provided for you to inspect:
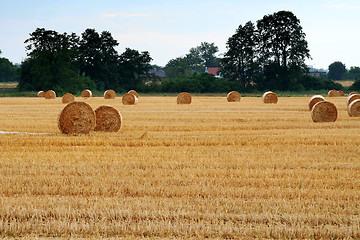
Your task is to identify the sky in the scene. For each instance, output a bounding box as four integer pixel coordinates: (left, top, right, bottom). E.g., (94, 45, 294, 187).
(1, 0, 359, 70)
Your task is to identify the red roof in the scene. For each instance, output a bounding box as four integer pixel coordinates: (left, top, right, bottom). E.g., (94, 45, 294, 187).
(206, 67, 220, 76)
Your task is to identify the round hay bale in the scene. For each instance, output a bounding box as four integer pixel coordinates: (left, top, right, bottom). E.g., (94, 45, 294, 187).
(37, 91, 44, 97)
(122, 93, 138, 105)
(94, 105, 122, 132)
(328, 90, 338, 97)
(262, 91, 278, 103)
(308, 95, 326, 110)
(337, 90, 345, 96)
(44, 90, 56, 99)
(349, 92, 359, 96)
(177, 92, 192, 104)
(62, 93, 75, 104)
(58, 101, 95, 135)
(128, 90, 139, 98)
(311, 101, 337, 122)
(227, 91, 241, 102)
(346, 94, 360, 106)
(81, 89, 92, 98)
(104, 89, 116, 99)
(347, 99, 360, 117)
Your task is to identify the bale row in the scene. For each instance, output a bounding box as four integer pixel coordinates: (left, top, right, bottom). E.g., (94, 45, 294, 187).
(58, 102, 122, 135)
(328, 90, 345, 97)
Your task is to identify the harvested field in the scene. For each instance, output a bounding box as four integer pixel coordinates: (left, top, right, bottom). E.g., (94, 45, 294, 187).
(0, 96, 359, 239)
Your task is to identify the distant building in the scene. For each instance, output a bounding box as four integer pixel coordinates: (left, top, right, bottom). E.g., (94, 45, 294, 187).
(308, 66, 327, 77)
(205, 67, 222, 78)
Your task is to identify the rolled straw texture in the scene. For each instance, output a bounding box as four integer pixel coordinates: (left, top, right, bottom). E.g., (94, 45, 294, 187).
(177, 92, 192, 104)
(311, 101, 337, 122)
(347, 99, 360, 117)
(328, 90, 338, 97)
(346, 94, 360, 107)
(62, 93, 75, 104)
(58, 101, 95, 135)
(94, 105, 122, 132)
(308, 95, 325, 110)
(104, 89, 116, 99)
(81, 89, 92, 98)
(227, 91, 241, 102)
(128, 90, 139, 98)
(37, 91, 44, 97)
(262, 91, 278, 103)
(44, 90, 56, 99)
(122, 93, 138, 105)
(349, 92, 359, 96)
(337, 91, 345, 96)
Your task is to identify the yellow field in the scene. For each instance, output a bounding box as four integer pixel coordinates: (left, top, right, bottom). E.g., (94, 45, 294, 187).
(0, 96, 359, 238)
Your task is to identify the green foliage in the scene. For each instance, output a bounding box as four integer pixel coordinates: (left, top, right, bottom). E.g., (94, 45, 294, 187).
(299, 75, 343, 91)
(344, 66, 360, 80)
(327, 61, 346, 80)
(18, 28, 152, 93)
(0, 57, 19, 82)
(349, 79, 360, 91)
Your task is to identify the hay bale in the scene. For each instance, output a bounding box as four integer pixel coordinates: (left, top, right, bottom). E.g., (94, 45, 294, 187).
(122, 93, 138, 105)
(62, 93, 75, 104)
(94, 105, 122, 132)
(311, 101, 337, 122)
(128, 90, 139, 98)
(262, 91, 278, 103)
(349, 92, 359, 96)
(177, 92, 192, 104)
(328, 90, 338, 97)
(337, 90, 345, 96)
(37, 91, 44, 97)
(227, 91, 241, 102)
(347, 99, 360, 117)
(44, 90, 56, 99)
(81, 89, 92, 98)
(58, 101, 95, 134)
(346, 94, 360, 106)
(104, 89, 116, 99)
(308, 95, 325, 110)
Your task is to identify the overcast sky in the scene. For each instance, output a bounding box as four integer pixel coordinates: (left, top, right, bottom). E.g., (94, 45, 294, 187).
(1, 0, 359, 69)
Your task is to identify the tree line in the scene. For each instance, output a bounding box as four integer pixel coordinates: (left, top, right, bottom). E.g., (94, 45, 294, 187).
(18, 28, 152, 94)
(1, 10, 360, 93)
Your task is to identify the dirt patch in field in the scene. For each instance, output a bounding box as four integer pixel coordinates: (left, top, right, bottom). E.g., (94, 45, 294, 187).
(335, 80, 354, 87)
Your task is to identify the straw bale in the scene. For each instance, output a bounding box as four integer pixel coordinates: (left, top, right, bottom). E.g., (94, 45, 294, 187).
(337, 90, 345, 96)
(122, 93, 138, 105)
(347, 99, 360, 117)
(227, 91, 241, 102)
(94, 105, 122, 132)
(177, 92, 192, 104)
(104, 89, 116, 99)
(311, 101, 337, 122)
(44, 90, 56, 99)
(58, 101, 95, 134)
(62, 93, 75, 104)
(308, 95, 325, 110)
(81, 89, 92, 98)
(37, 91, 44, 97)
(128, 90, 139, 98)
(262, 91, 278, 103)
(346, 94, 360, 107)
(328, 90, 338, 97)
(349, 92, 359, 96)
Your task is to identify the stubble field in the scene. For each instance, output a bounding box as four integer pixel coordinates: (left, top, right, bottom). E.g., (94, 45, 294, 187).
(0, 96, 359, 238)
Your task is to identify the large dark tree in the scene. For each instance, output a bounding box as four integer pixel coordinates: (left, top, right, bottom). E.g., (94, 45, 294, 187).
(18, 28, 95, 93)
(0, 55, 19, 82)
(77, 29, 120, 90)
(221, 21, 259, 87)
(257, 11, 310, 69)
(328, 61, 346, 80)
